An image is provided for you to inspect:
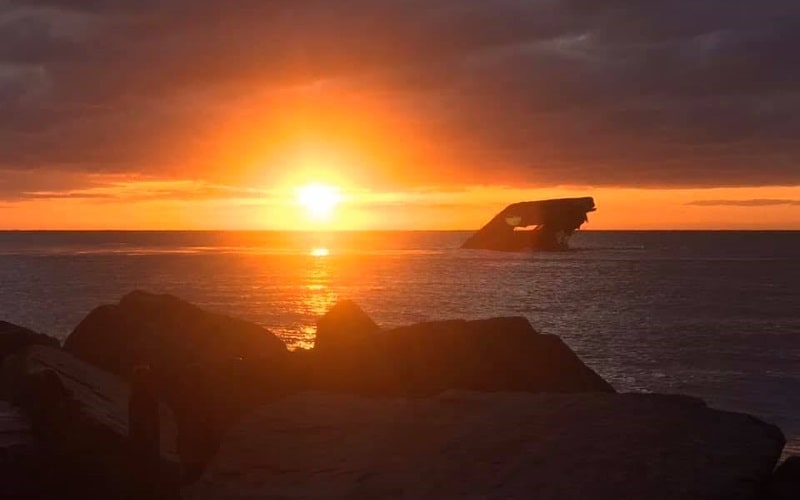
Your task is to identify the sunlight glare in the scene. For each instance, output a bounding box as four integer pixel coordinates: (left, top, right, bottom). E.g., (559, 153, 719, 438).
(295, 183, 342, 222)
(310, 247, 330, 257)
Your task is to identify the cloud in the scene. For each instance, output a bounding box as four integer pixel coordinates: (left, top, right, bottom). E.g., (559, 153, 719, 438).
(687, 199, 800, 207)
(1, 0, 800, 194)
(0, 169, 278, 202)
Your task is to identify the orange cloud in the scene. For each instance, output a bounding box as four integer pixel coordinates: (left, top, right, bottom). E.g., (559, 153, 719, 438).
(3, 182, 799, 230)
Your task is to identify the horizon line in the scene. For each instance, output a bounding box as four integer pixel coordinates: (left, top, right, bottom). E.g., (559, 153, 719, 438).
(2, 228, 800, 233)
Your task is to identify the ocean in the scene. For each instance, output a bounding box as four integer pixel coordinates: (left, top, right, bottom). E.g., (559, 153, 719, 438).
(1, 230, 798, 453)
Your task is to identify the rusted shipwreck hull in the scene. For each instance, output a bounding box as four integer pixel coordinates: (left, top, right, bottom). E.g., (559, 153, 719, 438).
(462, 197, 596, 252)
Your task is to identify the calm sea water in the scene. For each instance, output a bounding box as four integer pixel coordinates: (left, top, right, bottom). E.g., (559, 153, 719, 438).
(1, 230, 798, 452)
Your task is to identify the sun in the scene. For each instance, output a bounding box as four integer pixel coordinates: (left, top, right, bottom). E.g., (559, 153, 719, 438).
(295, 183, 343, 222)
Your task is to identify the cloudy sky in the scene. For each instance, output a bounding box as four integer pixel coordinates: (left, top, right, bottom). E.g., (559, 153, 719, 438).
(1, 0, 799, 229)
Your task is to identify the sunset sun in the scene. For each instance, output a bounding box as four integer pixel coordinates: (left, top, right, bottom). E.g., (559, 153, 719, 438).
(295, 183, 343, 222)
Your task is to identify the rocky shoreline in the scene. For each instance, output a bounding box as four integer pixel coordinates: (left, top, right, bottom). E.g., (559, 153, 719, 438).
(0, 290, 797, 499)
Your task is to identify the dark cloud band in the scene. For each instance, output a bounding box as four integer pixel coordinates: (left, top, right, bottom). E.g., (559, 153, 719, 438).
(1, 0, 799, 192)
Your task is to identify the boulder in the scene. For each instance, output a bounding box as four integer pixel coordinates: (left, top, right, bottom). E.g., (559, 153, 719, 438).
(308, 304, 613, 395)
(306, 301, 386, 392)
(0, 320, 59, 361)
(4, 345, 181, 499)
(63, 291, 290, 406)
(314, 300, 379, 354)
(765, 456, 800, 500)
(0, 400, 43, 498)
(63, 291, 293, 474)
(0, 321, 60, 398)
(64, 290, 288, 380)
(380, 317, 614, 394)
(184, 391, 785, 500)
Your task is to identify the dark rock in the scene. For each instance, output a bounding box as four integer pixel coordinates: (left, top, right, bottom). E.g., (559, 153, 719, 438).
(64, 290, 288, 379)
(129, 365, 161, 496)
(64, 292, 298, 475)
(308, 302, 612, 395)
(184, 391, 784, 500)
(4, 345, 181, 499)
(59, 292, 611, 474)
(63, 290, 298, 478)
(314, 300, 379, 354)
(0, 321, 60, 399)
(0, 320, 59, 361)
(306, 301, 386, 392)
(380, 317, 614, 394)
(0, 400, 44, 498)
(765, 456, 800, 499)
(168, 357, 300, 478)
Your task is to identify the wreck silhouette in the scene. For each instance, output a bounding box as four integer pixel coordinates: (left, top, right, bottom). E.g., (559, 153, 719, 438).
(462, 197, 596, 251)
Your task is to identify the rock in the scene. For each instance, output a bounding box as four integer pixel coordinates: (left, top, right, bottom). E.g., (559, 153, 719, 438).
(306, 301, 387, 392)
(129, 365, 162, 496)
(308, 307, 613, 395)
(380, 317, 614, 394)
(0, 400, 43, 498)
(4, 345, 181, 499)
(0, 320, 59, 361)
(64, 290, 288, 380)
(183, 391, 784, 500)
(4, 345, 179, 459)
(63, 291, 290, 436)
(0, 321, 60, 399)
(168, 356, 301, 479)
(765, 456, 800, 499)
(314, 300, 379, 354)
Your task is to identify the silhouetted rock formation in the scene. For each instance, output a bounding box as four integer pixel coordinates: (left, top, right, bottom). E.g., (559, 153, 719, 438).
(64, 290, 288, 378)
(59, 292, 611, 472)
(308, 301, 614, 395)
(0, 320, 59, 362)
(184, 391, 785, 500)
(314, 299, 380, 355)
(0, 320, 60, 400)
(64, 291, 292, 473)
(3, 345, 181, 499)
(462, 197, 596, 251)
(2, 294, 795, 499)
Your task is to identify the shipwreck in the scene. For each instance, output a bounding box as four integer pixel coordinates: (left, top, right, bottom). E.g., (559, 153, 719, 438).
(462, 197, 596, 252)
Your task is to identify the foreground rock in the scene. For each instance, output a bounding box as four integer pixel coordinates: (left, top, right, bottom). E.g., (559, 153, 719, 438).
(765, 456, 800, 499)
(0, 320, 59, 361)
(314, 299, 380, 355)
(4, 345, 180, 499)
(64, 291, 296, 473)
(60, 293, 614, 473)
(184, 391, 784, 500)
(0, 401, 43, 498)
(65, 290, 288, 379)
(308, 301, 613, 395)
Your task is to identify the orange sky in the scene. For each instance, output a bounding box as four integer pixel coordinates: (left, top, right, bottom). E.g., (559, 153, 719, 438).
(3, 98, 800, 230)
(3, 180, 799, 230)
(2, 81, 798, 231)
(2, 2, 800, 230)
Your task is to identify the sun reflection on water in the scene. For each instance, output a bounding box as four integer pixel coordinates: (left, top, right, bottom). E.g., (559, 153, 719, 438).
(288, 251, 337, 350)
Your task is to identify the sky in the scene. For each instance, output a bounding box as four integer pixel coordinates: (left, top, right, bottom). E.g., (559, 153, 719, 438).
(1, 0, 799, 230)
